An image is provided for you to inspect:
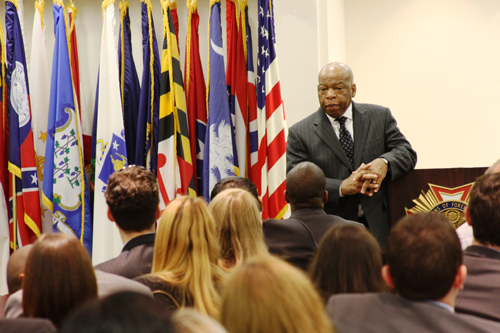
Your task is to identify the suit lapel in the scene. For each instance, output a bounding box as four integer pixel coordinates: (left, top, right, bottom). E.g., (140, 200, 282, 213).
(313, 109, 353, 170)
(353, 102, 371, 167)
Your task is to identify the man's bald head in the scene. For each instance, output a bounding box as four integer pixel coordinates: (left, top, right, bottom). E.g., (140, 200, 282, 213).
(286, 162, 326, 209)
(486, 159, 500, 175)
(7, 244, 33, 294)
(318, 62, 354, 85)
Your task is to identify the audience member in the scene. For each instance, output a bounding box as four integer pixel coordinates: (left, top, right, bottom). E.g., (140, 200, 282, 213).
(172, 308, 227, 333)
(455, 173, 500, 321)
(59, 292, 175, 333)
(327, 213, 500, 333)
(220, 255, 334, 333)
(210, 176, 261, 209)
(22, 233, 98, 328)
(135, 196, 225, 317)
(6, 244, 32, 294)
(309, 224, 385, 303)
(209, 189, 268, 270)
(264, 162, 363, 270)
(95, 165, 160, 278)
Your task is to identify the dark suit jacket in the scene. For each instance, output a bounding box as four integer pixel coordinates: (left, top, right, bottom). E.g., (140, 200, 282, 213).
(263, 217, 316, 271)
(0, 318, 56, 333)
(290, 207, 364, 244)
(327, 293, 500, 333)
(94, 233, 155, 279)
(287, 102, 417, 250)
(456, 245, 500, 322)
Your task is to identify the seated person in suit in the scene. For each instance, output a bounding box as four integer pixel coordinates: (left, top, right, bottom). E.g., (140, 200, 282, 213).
(309, 224, 385, 303)
(95, 165, 160, 279)
(265, 162, 363, 271)
(455, 173, 500, 321)
(209, 188, 269, 271)
(327, 213, 500, 333)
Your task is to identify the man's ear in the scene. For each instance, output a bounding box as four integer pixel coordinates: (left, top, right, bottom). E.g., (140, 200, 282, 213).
(465, 206, 472, 226)
(155, 205, 161, 220)
(323, 191, 328, 204)
(19, 273, 25, 284)
(453, 265, 467, 290)
(351, 83, 357, 98)
(381, 265, 395, 290)
(107, 208, 115, 222)
(284, 190, 290, 204)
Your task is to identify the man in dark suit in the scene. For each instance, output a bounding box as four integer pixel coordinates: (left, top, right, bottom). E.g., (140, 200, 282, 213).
(94, 166, 160, 279)
(327, 213, 500, 333)
(455, 173, 500, 322)
(287, 62, 417, 250)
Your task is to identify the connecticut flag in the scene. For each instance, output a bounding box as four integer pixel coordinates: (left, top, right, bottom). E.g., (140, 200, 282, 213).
(42, 0, 92, 254)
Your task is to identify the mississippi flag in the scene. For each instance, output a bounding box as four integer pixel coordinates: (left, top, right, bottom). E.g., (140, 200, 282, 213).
(243, 1, 260, 192)
(157, 2, 196, 210)
(6, 0, 42, 248)
(257, 0, 288, 219)
(226, 0, 248, 178)
(185, 0, 207, 194)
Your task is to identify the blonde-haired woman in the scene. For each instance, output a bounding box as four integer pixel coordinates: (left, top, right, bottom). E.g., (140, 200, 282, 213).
(220, 255, 335, 333)
(209, 188, 268, 270)
(135, 196, 225, 317)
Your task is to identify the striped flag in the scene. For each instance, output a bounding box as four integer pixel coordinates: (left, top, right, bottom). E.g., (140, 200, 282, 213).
(226, 0, 248, 177)
(243, 0, 260, 191)
(42, 0, 92, 254)
(135, 0, 160, 174)
(157, 0, 195, 210)
(185, 0, 206, 195)
(257, 0, 288, 219)
(6, 0, 42, 249)
(169, 0, 180, 52)
(203, 0, 237, 201)
(68, 1, 92, 168)
(29, 0, 52, 234)
(92, 0, 128, 264)
(118, 0, 140, 164)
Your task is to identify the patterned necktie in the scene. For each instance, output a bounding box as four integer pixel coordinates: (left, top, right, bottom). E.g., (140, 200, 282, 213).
(336, 116, 354, 167)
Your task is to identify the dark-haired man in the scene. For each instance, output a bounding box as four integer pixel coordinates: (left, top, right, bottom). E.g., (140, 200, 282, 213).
(455, 173, 500, 322)
(327, 213, 500, 333)
(210, 176, 261, 210)
(94, 166, 160, 279)
(287, 62, 417, 250)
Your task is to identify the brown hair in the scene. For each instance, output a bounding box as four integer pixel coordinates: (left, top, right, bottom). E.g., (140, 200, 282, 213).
(209, 189, 268, 270)
(309, 225, 384, 302)
(22, 233, 97, 327)
(221, 255, 334, 333)
(387, 213, 462, 301)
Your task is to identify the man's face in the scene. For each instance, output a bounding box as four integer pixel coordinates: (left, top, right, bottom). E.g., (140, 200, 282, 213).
(317, 66, 356, 119)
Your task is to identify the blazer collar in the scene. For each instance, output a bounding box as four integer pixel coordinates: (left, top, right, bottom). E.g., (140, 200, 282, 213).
(464, 245, 500, 260)
(122, 232, 155, 252)
(352, 102, 371, 167)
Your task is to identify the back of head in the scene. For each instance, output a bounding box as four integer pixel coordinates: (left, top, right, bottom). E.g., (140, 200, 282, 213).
(23, 233, 97, 327)
(60, 292, 175, 333)
(105, 166, 159, 232)
(210, 176, 259, 204)
(209, 189, 268, 268)
(152, 196, 224, 317)
(468, 173, 500, 246)
(172, 308, 227, 333)
(221, 255, 333, 333)
(286, 162, 326, 208)
(7, 244, 33, 294)
(387, 213, 462, 301)
(309, 225, 384, 302)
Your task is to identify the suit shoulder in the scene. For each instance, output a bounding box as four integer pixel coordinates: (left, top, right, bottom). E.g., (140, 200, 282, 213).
(289, 109, 324, 131)
(354, 102, 390, 115)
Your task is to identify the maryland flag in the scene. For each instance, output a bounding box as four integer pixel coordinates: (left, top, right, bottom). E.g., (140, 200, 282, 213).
(157, 0, 195, 210)
(6, 0, 42, 249)
(185, 0, 206, 194)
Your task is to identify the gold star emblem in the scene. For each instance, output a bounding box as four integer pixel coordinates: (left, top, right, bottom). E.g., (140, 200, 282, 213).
(39, 131, 47, 143)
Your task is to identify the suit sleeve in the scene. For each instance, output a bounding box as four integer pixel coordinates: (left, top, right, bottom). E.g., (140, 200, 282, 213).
(286, 125, 343, 203)
(379, 108, 417, 180)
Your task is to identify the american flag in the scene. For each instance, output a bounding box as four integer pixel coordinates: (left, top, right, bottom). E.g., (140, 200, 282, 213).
(257, 0, 288, 219)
